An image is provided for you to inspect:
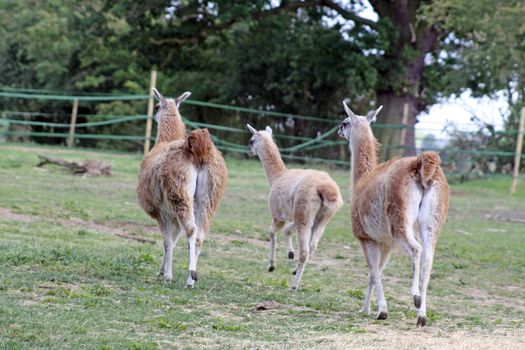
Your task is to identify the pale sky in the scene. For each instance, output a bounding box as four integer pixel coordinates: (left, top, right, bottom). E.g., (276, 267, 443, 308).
(417, 91, 507, 137)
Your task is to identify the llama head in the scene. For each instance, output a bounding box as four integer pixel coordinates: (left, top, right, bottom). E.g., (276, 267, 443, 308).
(246, 124, 273, 157)
(186, 128, 212, 166)
(338, 100, 382, 141)
(152, 88, 192, 123)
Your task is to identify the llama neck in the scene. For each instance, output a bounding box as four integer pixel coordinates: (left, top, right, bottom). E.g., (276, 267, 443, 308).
(258, 138, 287, 186)
(155, 108, 185, 143)
(350, 128, 378, 188)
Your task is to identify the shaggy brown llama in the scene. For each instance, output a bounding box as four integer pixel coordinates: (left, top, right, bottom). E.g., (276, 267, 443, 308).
(137, 90, 227, 287)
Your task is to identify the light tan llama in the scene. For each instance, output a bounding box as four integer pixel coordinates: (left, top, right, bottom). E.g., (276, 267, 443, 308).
(247, 124, 343, 291)
(137, 89, 228, 287)
(338, 102, 449, 326)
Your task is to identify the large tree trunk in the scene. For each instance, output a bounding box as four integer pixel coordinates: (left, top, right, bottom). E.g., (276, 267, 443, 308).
(375, 92, 418, 160)
(370, 0, 442, 161)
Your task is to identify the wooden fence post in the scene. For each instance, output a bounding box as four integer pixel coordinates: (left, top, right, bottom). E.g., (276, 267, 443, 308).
(67, 98, 79, 148)
(399, 102, 410, 156)
(143, 70, 158, 154)
(510, 107, 525, 194)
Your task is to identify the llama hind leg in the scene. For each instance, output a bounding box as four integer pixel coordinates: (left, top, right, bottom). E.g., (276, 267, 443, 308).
(417, 186, 443, 326)
(179, 216, 198, 288)
(398, 226, 422, 310)
(361, 242, 391, 314)
(417, 229, 436, 327)
(284, 222, 295, 260)
(308, 211, 334, 256)
(290, 221, 314, 291)
(158, 221, 169, 277)
(268, 220, 284, 272)
(159, 220, 181, 282)
(362, 241, 388, 319)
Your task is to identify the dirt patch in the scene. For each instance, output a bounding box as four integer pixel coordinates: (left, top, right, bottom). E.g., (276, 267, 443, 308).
(461, 287, 525, 309)
(485, 213, 525, 225)
(251, 300, 281, 312)
(218, 231, 267, 248)
(0, 145, 134, 159)
(451, 189, 468, 196)
(0, 207, 36, 223)
(0, 207, 271, 249)
(0, 207, 156, 244)
(308, 327, 525, 350)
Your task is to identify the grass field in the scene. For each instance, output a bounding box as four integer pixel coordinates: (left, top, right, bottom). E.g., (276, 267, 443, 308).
(0, 143, 524, 349)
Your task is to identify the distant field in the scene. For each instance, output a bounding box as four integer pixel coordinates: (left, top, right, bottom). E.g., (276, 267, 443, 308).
(0, 143, 524, 349)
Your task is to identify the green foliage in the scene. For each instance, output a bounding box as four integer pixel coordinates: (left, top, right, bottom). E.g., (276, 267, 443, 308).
(1, 0, 523, 157)
(422, 0, 525, 129)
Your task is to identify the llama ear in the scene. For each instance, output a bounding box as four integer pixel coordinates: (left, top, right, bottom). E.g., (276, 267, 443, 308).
(175, 91, 192, 108)
(152, 88, 167, 108)
(246, 124, 257, 134)
(342, 100, 358, 124)
(265, 126, 273, 136)
(366, 105, 383, 123)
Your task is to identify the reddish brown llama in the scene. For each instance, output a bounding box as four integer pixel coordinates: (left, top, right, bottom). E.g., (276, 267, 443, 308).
(338, 102, 449, 326)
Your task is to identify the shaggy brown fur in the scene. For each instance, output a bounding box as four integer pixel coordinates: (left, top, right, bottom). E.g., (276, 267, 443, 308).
(339, 102, 449, 327)
(247, 124, 343, 291)
(186, 128, 213, 166)
(137, 89, 227, 287)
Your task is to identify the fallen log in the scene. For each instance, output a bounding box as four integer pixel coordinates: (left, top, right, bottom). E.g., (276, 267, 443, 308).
(37, 155, 112, 176)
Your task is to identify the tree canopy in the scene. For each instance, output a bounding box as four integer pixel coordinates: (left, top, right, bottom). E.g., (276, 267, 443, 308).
(0, 0, 523, 158)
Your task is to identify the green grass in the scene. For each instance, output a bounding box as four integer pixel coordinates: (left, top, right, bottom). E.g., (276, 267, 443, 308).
(0, 143, 524, 349)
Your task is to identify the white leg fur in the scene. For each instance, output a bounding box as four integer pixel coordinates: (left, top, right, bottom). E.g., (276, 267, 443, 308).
(268, 221, 284, 272)
(364, 241, 388, 319)
(284, 222, 295, 260)
(399, 227, 422, 304)
(160, 219, 181, 282)
(185, 232, 197, 287)
(417, 185, 439, 326)
(159, 221, 169, 276)
(308, 211, 332, 256)
(362, 243, 392, 314)
(290, 221, 313, 291)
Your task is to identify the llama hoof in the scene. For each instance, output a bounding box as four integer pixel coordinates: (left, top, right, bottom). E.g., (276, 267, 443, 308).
(290, 286, 297, 292)
(190, 270, 198, 281)
(413, 295, 422, 309)
(377, 311, 388, 320)
(184, 283, 194, 289)
(268, 266, 275, 272)
(416, 316, 426, 327)
(292, 269, 297, 275)
(288, 251, 294, 260)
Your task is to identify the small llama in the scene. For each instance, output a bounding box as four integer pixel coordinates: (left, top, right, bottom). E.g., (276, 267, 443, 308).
(338, 102, 449, 326)
(247, 124, 343, 291)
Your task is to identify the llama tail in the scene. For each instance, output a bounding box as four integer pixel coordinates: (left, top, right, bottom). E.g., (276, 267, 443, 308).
(185, 128, 212, 166)
(416, 151, 441, 189)
(317, 183, 343, 212)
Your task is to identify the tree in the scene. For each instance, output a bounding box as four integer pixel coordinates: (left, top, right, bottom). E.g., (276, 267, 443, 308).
(153, 0, 450, 159)
(423, 0, 525, 130)
(1, 0, 522, 160)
